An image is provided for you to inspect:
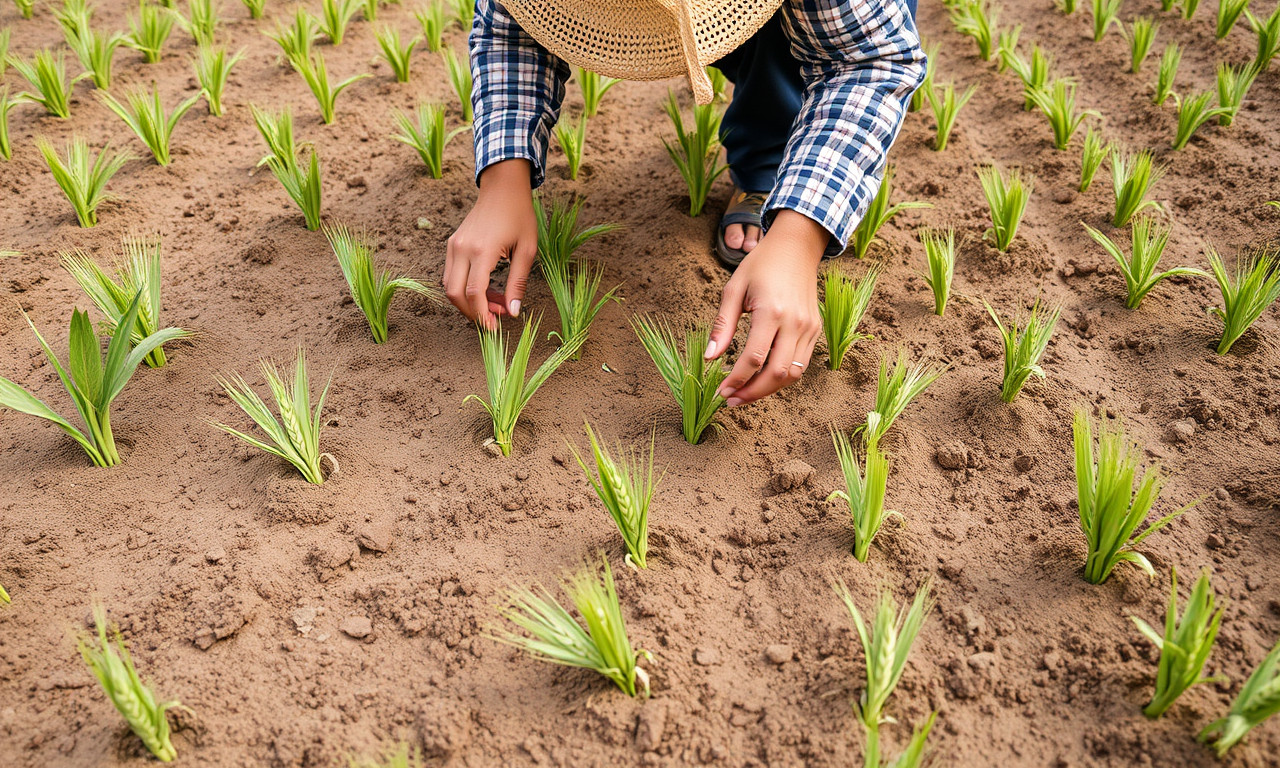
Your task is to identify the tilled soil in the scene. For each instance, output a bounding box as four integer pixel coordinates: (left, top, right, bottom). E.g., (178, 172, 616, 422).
(1, 0, 1279, 766)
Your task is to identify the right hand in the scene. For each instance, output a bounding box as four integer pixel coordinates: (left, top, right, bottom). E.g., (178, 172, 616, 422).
(444, 159, 538, 330)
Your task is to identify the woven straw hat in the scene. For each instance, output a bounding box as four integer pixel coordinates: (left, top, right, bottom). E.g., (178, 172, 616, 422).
(501, 0, 786, 104)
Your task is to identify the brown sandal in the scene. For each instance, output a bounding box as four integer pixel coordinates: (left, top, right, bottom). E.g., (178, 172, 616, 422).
(715, 190, 767, 270)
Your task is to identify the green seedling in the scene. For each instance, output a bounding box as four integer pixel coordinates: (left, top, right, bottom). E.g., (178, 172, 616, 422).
(1083, 217, 1205, 308)
(632, 315, 727, 445)
(1215, 61, 1258, 126)
(267, 8, 319, 68)
(1206, 245, 1280, 354)
(1153, 43, 1180, 105)
(392, 103, 466, 178)
(1111, 148, 1164, 225)
(1198, 637, 1280, 756)
(577, 66, 621, 117)
(1247, 4, 1280, 70)
(99, 87, 201, 166)
(919, 227, 956, 316)
(553, 115, 586, 180)
(450, 0, 473, 27)
(852, 166, 931, 259)
(662, 92, 728, 216)
(569, 422, 660, 569)
(910, 40, 940, 113)
(126, 2, 175, 63)
(978, 164, 1033, 252)
(1172, 90, 1229, 150)
(996, 25, 1021, 72)
(415, 1, 446, 51)
(820, 262, 879, 371)
(865, 350, 947, 442)
(1216, 0, 1251, 38)
(830, 424, 894, 563)
(11, 49, 75, 118)
(193, 44, 245, 116)
(178, 0, 220, 45)
(297, 53, 369, 124)
(950, 0, 1000, 60)
(251, 105, 323, 230)
(325, 224, 440, 343)
(376, 25, 419, 82)
(1090, 0, 1122, 40)
(1027, 78, 1096, 149)
(317, 0, 360, 44)
(1132, 568, 1224, 718)
(1181, 0, 1202, 21)
(534, 195, 621, 357)
(985, 298, 1060, 403)
(1125, 16, 1159, 73)
(926, 81, 977, 151)
(443, 47, 473, 121)
(240, 0, 266, 19)
(0, 86, 14, 161)
(1079, 126, 1110, 192)
(36, 136, 131, 227)
(12, 0, 33, 18)
(65, 25, 125, 89)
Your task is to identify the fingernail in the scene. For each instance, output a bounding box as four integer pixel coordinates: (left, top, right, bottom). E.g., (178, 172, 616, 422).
(719, 386, 736, 398)
(510, 299, 520, 317)
(726, 397, 744, 408)
(703, 340, 716, 359)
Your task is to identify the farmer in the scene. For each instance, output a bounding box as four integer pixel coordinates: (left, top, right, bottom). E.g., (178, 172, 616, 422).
(444, 0, 924, 407)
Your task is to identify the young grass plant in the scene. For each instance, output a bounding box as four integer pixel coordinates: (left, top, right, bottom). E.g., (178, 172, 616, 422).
(1171, 90, 1229, 150)
(1083, 216, 1205, 309)
(214, 350, 333, 484)
(296, 53, 369, 124)
(317, 0, 360, 45)
(391, 103, 465, 178)
(577, 66, 620, 118)
(467, 316, 583, 456)
(1079, 126, 1110, 192)
(1073, 409, 1187, 584)
(1125, 16, 1159, 73)
(179, 0, 220, 45)
(950, 0, 1000, 60)
(534, 195, 621, 357)
(36, 136, 131, 228)
(11, 49, 75, 118)
(1206, 245, 1280, 354)
(193, 44, 245, 116)
(53, 0, 92, 37)
(126, 2, 175, 64)
(978, 164, 1033, 252)
(0, 29, 8, 78)
(415, 0, 446, 51)
(362, 0, 380, 21)
(79, 605, 182, 762)
(449, 0, 473, 27)
(0, 86, 14, 161)
(1005, 43, 1053, 110)
(1180, 0, 1202, 18)
(1132, 568, 1224, 718)
(12, 0, 33, 18)
(65, 25, 125, 89)
(1027, 78, 1096, 150)
(1153, 43, 1181, 105)
(834, 578, 934, 768)
(996, 25, 1021, 72)
(926, 81, 977, 151)
(866, 350, 947, 442)
(1215, 61, 1258, 127)
(919, 227, 956, 316)
(62, 236, 186, 368)
(267, 8, 319, 68)
(985, 299, 1061, 403)
(493, 554, 651, 697)
(1090, 0, 1123, 40)
(1248, 4, 1280, 70)
(251, 105, 323, 230)
(706, 64, 728, 101)
(1198, 638, 1280, 757)
(829, 425, 894, 563)
(819, 263, 879, 371)
(553, 116, 586, 180)
(910, 40, 940, 112)
(662, 92, 728, 216)
(376, 25, 419, 82)
(0, 292, 186, 466)
(240, 0, 266, 19)
(325, 224, 440, 343)
(569, 422, 660, 569)
(851, 166, 931, 259)
(1216, 0, 1252, 38)
(0, 582, 8, 603)
(99, 87, 201, 166)
(441, 47, 473, 122)
(631, 315, 727, 445)
(1111, 148, 1164, 225)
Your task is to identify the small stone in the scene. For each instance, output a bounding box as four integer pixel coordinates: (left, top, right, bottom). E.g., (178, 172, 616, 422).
(340, 616, 373, 639)
(1053, 188, 1077, 204)
(1214, 487, 1230, 501)
(694, 646, 721, 666)
(768, 459, 815, 494)
(635, 702, 667, 751)
(1013, 454, 1035, 472)
(355, 526, 391, 553)
(204, 547, 226, 564)
(482, 439, 503, 457)
(1205, 533, 1224, 550)
(967, 651, 1000, 679)
(1043, 651, 1062, 671)
(764, 644, 792, 665)
(935, 441, 969, 470)
(416, 217, 434, 230)
(346, 175, 366, 189)
(292, 606, 320, 635)
(1164, 419, 1196, 444)
(193, 627, 217, 650)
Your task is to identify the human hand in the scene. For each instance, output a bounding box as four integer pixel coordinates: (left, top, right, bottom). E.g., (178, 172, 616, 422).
(444, 159, 538, 329)
(705, 210, 829, 406)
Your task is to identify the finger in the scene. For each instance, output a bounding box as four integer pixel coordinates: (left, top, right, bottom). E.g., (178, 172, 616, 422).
(724, 223, 744, 250)
(728, 327, 805, 406)
(444, 249, 476, 321)
(443, 238, 455, 289)
(706, 277, 746, 360)
(743, 225, 761, 252)
(504, 242, 536, 318)
(465, 261, 497, 330)
(718, 314, 778, 400)
(486, 288, 506, 317)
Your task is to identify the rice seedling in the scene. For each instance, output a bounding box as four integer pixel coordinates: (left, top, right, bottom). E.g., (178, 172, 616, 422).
(250, 102, 296, 167)
(296, 53, 369, 124)
(631, 315, 727, 445)
(1082, 216, 1205, 309)
(1159, 0, 1176, 9)
(240, 0, 266, 19)
(1111, 148, 1164, 225)
(662, 92, 728, 216)
(1089, 0, 1123, 40)
(1180, 0, 1202, 19)
(926, 81, 976, 151)
(1057, 0, 1077, 12)
(213, 350, 334, 484)
(349, 742, 423, 768)
(0, 87, 13, 161)
(949, 0, 1000, 60)
(317, 0, 361, 45)
(1198, 638, 1280, 757)
(467, 316, 584, 456)
(375, 25, 418, 82)
(391, 103, 466, 178)
(705, 64, 727, 101)
(12, 0, 33, 18)
(1125, 16, 1159, 73)
(0, 582, 8, 603)
(267, 8, 319, 68)
(569, 422, 660, 569)
(984, 299, 1061, 403)
(577, 66, 621, 118)
(442, 47, 473, 121)
(449, 0, 473, 27)
(534, 195, 621, 357)
(829, 425, 894, 562)
(253, 104, 323, 229)
(65, 25, 125, 89)
(909, 40, 939, 113)
(885, 712, 938, 768)
(0, 292, 185, 467)
(362, 0, 381, 21)
(1028, 78, 1096, 150)
(126, 2, 175, 63)
(1215, 61, 1258, 127)
(415, 1, 446, 51)
(1132, 568, 1224, 718)
(919, 227, 955, 316)
(193, 44, 245, 116)
(10, 49, 74, 118)
(995, 25, 1021, 72)
(1072, 409, 1188, 584)
(79, 604, 183, 762)
(1078, 126, 1110, 193)
(493, 554, 651, 697)
(53, 0, 92, 37)
(62, 236, 187, 368)
(819, 263, 879, 370)
(0, 29, 8, 77)
(978, 164, 1033, 252)
(1003, 42, 1053, 109)
(325, 224, 439, 343)
(36, 136, 131, 227)
(865, 350, 947, 442)
(178, 0, 220, 45)
(851, 166, 931, 259)
(1171, 90, 1228, 150)
(1248, 4, 1280, 69)
(1153, 42, 1180, 105)
(834, 578, 934, 767)
(1206, 245, 1280, 354)
(99, 87, 201, 166)
(553, 116, 586, 180)
(1216, 0, 1251, 38)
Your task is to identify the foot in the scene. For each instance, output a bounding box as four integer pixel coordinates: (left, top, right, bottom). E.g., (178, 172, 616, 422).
(715, 189, 768, 270)
(723, 190, 763, 252)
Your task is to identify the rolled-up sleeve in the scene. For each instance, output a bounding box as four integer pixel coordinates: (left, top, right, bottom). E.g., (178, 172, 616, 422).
(765, 0, 926, 256)
(469, 0, 571, 187)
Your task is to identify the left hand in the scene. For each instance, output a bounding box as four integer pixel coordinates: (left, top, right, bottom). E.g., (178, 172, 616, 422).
(705, 210, 830, 407)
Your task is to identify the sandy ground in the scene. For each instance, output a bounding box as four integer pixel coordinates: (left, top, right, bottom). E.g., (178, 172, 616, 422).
(1, 0, 1279, 765)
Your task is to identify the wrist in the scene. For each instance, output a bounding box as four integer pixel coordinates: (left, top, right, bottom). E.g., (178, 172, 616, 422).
(478, 159, 533, 202)
(764, 210, 829, 271)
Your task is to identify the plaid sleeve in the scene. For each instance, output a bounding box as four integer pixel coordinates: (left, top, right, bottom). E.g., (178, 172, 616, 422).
(764, 0, 926, 256)
(469, 0, 571, 188)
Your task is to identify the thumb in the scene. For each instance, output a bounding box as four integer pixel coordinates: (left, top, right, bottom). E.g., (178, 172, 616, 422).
(707, 278, 745, 359)
(505, 243, 537, 317)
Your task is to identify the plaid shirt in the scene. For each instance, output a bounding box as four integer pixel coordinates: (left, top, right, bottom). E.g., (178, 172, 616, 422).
(469, 0, 925, 255)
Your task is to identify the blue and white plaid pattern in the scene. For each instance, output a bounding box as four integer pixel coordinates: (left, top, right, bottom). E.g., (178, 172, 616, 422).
(469, 0, 925, 255)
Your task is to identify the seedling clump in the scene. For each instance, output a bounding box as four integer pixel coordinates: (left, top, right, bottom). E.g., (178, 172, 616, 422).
(569, 422, 660, 569)
(1215, 61, 1258, 127)
(126, 2, 175, 63)
(1198, 638, 1280, 756)
(1125, 16, 1159, 73)
(819, 262, 879, 371)
(985, 298, 1061, 403)
(11, 49, 74, 118)
(926, 81, 977, 152)
(978, 164, 1033, 252)
(99, 86, 201, 166)
(577, 66, 620, 117)
(865, 350, 947, 442)
(919, 227, 956, 316)
(1206, 245, 1280, 354)
(1153, 43, 1181, 106)
(296, 53, 370, 124)
(1082, 216, 1206, 308)
(632, 315, 728, 445)
(1111, 148, 1164, 225)
(1172, 90, 1229, 150)
(553, 115, 587, 180)
(851, 166, 931, 259)
(1248, 4, 1280, 70)
(392, 103, 466, 179)
(252, 105, 323, 230)
(950, 0, 1000, 60)
(376, 25, 419, 83)
(443, 47, 473, 121)
(829, 423, 894, 562)
(1131, 568, 1224, 718)
(325, 224, 440, 343)
(36, 136, 131, 228)
(1027, 78, 1096, 150)
(662, 92, 728, 216)
(534, 195, 621, 358)
(193, 44, 245, 116)
(1089, 0, 1122, 40)
(1079, 126, 1110, 192)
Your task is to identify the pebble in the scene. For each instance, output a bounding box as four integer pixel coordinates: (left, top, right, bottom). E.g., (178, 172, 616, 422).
(1206, 533, 1224, 550)
(355, 526, 390, 553)
(482, 439, 504, 457)
(340, 616, 373, 639)
(416, 217, 434, 230)
(1164, 418, 1196, 444)
(204, 547, 226, 564)
(764, 644, 793, 665)
(768, 459, 814, 493)
(935, 441, 969, 470)
(694, 646, 721, 666)
(635, 703, 667, 751)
